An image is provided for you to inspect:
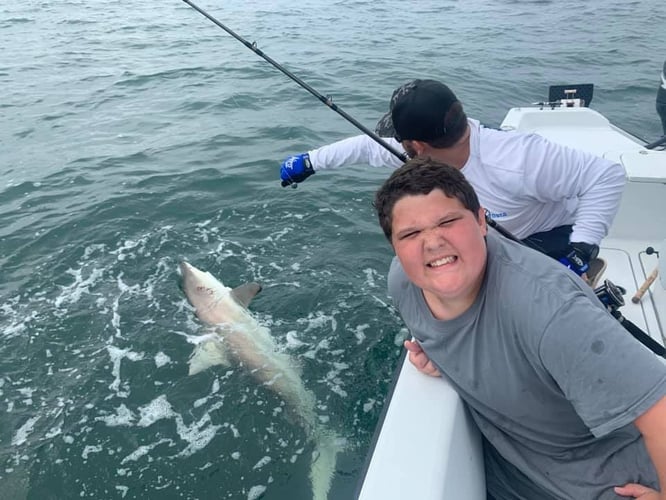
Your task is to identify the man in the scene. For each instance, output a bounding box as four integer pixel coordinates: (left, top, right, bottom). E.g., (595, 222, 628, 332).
(280, 80, 626, 282)
(373, 156, 666, 500)
(657, 59, 666, 136)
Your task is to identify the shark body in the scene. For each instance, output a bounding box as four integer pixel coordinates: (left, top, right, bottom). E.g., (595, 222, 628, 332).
(179, 261, 339, 500)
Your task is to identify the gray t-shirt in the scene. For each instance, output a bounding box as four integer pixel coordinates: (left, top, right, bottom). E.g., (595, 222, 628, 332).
(388, 230, 666, 499)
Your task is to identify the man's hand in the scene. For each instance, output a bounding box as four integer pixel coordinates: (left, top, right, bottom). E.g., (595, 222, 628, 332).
(404, 339, 441, 377)
(614, 483, 660, 499)
(280, 153, 315, 187)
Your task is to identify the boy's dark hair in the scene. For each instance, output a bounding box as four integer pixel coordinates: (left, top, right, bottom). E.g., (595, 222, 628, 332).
(374, 157, 481, 241)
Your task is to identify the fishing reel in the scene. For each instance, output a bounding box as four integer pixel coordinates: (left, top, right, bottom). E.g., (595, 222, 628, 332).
(595, 278, 666, 359)
(594, 279, 625, 313)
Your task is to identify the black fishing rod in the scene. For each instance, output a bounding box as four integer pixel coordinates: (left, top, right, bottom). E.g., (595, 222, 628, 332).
(181, 0, 408, 162)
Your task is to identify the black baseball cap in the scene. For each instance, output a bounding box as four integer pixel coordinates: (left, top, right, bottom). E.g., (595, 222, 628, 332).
(375, 80, 419, 137)
(375, 79, 463, 143)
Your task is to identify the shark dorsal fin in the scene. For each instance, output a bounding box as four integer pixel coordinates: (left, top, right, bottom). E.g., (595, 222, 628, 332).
(231, 282, 262, 309)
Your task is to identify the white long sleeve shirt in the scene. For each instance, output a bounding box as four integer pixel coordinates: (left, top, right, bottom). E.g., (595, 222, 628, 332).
(308, 119, 626, 245)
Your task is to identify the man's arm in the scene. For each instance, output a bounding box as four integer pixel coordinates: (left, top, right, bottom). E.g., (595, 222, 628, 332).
(279, 135, 405, 186)
(524, 134, 626, 246)
(614, 394, 666, 499)
(308, 134, 405, 170)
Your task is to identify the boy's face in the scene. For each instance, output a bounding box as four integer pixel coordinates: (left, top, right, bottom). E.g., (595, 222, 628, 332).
(390, 189, 487, 313)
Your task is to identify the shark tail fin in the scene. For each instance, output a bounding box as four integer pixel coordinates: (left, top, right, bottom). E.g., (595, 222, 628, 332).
(310, 427, 344, 500)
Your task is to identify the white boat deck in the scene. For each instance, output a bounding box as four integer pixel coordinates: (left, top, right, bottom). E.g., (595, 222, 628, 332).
(357, 104, 666, 500)
(602, 242, 664, 338)
(502, 106, 666, 342)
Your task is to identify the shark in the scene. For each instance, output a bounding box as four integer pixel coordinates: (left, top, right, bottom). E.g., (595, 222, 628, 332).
(179, 261, 340, 500)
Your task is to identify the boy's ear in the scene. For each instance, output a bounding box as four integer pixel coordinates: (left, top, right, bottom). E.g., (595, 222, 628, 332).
(478, 208, 488, 234)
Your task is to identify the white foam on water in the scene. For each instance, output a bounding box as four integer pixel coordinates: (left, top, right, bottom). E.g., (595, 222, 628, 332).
(329, 385, 348, 398)
(303, 338, 330, 360)
(81, 444, 103, 460)
(130, 394, 222, 457)
(0, 297, 29, 339)
(363, 267, 379, 288)
(95, 404, 135, 427)
(154, 352, 170, 368)
(247, 485, 267, 500)
(174, 411, 221, 458)
(111, 273, 145, 337)
(223, 422, 240, 438)
(121, 438, 172, 464)
(299, 310, 338, 334)
(11, 416, 40, 446)
(208, 236, 237, 259)
(322, 360, 350, 398)
(363, 398, 377, 413)
(193, 378, 222, 408)
(137, 395, 174, 427)
(106, 346, 145, 396)
(284, 330, 306, 349)
(82, 243, 107, 260)
(111, 236, 147, 262)
(371, 294, 391, 308)
(289, 447, 305, 463)
(54, 266, 105, 310)
(115, 485, 128, 498)
(45, 426, 62, 439)
(394, 327, 409, 346)
(252, 456, 271, 470)
(353, 324, 369, 344)
(17, 387, 34, 406)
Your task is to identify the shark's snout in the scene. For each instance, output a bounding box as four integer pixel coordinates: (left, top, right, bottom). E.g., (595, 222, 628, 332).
(180, 261, 196, 276)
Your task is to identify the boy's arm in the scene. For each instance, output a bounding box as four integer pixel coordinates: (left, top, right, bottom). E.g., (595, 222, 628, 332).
(614, 395, 666, 499)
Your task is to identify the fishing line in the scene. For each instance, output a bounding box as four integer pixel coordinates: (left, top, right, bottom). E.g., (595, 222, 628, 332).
(181, 0, 408, 163)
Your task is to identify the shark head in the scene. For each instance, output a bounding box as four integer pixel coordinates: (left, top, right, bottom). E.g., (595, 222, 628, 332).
(179, 261, 261, 325)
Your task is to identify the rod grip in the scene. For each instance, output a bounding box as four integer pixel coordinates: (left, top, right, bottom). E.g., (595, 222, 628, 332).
(631, 267, 659, 303)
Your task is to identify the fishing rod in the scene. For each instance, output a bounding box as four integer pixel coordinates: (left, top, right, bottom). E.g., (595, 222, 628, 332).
(181, 0, 408, 162)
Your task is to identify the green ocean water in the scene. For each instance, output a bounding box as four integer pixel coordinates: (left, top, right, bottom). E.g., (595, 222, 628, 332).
(1, 1, 665, 499)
